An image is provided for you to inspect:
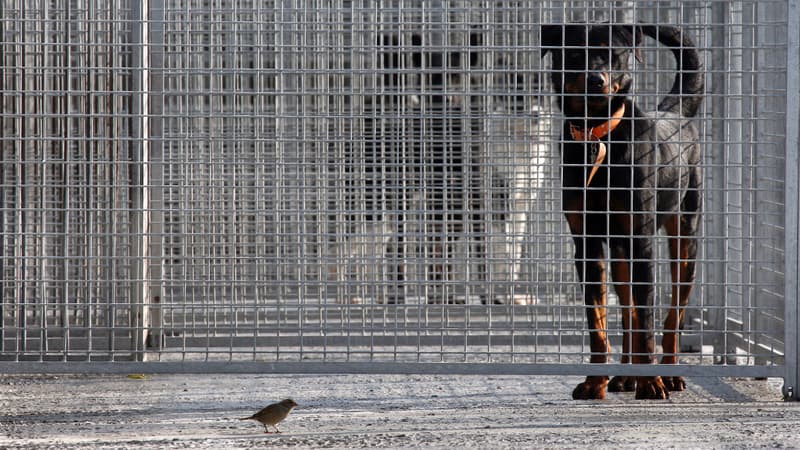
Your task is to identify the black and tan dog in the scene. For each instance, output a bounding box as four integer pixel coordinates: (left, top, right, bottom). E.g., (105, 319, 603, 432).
(541, 24, 704, 399)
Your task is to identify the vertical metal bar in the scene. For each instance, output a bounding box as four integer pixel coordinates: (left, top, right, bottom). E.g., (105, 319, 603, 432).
(0, 0, 4, 348)
(107, 0, 120, 357)
(739, 1, 758, 365)
(60, 0, 71, 359)
(0, 0, 9, 354)
(783, 0, 800, 401)
(226, 0, 238, 359)
(39, 0, 50, 358)
(84, 0, 95, 357)
(207, 0, 217, 354)
(276, 0, 298, 359)
(708, 1, 730, 362)
(0, 0, 5, 356)
(147, 0, 165, 351)
(16, 0, 28, 356)
(130, 0, 151, 361)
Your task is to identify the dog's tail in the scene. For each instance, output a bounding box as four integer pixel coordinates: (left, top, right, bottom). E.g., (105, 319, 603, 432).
(640, 25, 704, 118)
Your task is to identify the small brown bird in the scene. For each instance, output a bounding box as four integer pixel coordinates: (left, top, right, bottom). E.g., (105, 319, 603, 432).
(239, 398, 298, 433)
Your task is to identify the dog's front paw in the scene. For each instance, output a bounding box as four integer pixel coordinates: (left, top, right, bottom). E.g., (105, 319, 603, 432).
(608, 376, 637, 392)
(635, 376, 670, 400)
(662, 376, 686, 392)
(572, 376, 608, 400)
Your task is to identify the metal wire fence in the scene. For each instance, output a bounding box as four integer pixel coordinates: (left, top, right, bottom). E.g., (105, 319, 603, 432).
(1, 0, 798, 398)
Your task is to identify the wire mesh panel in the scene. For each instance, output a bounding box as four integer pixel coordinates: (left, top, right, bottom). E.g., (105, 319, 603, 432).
(1, 0, 797, 393)
(152, 1, 572, 362)
(0, 0, 148, 360)
(145, 0, 792, 373)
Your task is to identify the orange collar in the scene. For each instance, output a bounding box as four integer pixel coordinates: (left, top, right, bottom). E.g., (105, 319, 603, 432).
(568, 104, 626, 187)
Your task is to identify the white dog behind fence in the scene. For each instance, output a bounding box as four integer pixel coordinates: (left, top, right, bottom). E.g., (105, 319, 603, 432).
(481, 103, 553, 304)
(329, 103, 552, 305)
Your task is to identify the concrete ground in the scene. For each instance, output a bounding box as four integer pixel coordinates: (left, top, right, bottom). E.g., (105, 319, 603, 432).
(1, 373, 798, 449)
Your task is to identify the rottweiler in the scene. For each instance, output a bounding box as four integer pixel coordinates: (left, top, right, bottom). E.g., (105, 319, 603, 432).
(541, 24, 704, 399)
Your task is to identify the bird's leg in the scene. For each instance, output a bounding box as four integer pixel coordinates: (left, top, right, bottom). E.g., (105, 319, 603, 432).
(263, 424, 271, 434)
(274, 426, 281, 434)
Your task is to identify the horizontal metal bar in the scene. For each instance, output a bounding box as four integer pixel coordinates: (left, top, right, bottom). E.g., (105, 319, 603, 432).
(0, 361, 783, 378)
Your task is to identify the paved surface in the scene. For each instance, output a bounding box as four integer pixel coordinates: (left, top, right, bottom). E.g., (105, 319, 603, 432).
(1, 373, 798, 449)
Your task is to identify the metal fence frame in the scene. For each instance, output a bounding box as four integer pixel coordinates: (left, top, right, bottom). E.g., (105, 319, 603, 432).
(1, 0, 799, 400)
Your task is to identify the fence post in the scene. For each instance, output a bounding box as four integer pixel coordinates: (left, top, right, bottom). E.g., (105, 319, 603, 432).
(784, 0, 800, 402)
(130, 0, 151, 361)
(708, 1, 730, 362)
(146, 0, 165, 351)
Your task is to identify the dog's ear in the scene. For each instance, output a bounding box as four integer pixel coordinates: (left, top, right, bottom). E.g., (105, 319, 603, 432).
(612, 25, 644, 63)
(540, 25, 563, 57)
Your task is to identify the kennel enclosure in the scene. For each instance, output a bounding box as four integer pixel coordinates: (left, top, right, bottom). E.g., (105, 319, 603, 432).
(1, 1, 799, 399)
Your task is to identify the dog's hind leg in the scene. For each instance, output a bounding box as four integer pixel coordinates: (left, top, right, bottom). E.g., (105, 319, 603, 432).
(628, 225, 670, 399)
(661, 211, 699, 391)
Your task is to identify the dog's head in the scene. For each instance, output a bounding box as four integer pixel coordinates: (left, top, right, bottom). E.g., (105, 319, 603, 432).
(541, 24, 642, 117)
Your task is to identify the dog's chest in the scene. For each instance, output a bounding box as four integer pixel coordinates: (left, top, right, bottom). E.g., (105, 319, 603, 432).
(562, 140, 694, 215)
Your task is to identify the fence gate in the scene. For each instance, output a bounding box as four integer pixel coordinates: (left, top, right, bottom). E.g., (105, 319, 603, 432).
(1, 1, 799, 400)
